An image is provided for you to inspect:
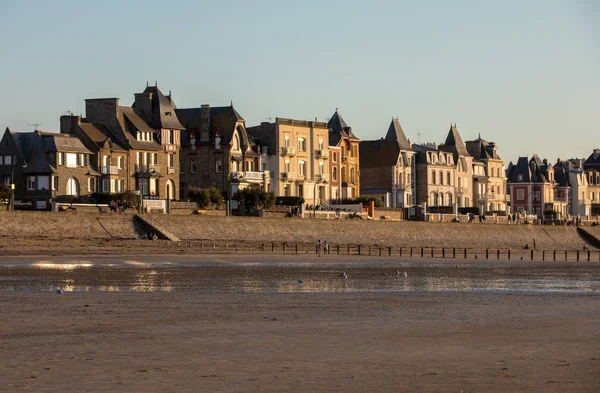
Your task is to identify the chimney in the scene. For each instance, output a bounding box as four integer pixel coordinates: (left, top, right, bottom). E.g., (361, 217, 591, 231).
(85, 98, 119, 133)
(60, 114, 81, 135)
(200, 104, 210, 141)
(134, 92, 153, 122)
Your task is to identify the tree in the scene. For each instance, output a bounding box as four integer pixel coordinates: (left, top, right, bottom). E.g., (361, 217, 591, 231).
(188, 186, 223, 209)
(235, 186, 275, 215)
(115, 191, 141, 210)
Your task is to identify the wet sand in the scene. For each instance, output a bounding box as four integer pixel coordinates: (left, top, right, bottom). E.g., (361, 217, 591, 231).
(1, 291, 599, 392)
(1, 253, 600, 392)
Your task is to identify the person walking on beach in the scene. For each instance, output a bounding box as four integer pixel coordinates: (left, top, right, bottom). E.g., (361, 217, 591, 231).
(316, 240, 322, 257)
(323, 240, 329, 257)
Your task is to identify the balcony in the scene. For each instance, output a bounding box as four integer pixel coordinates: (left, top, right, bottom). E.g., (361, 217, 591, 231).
(281, 146, 296, 157)
(455, 186, 468, 195)
(167, 167, 175, 175)
(135, 164, 160, 173)
(315, 174, 330, 182)
(241, 171, 265, 182)
(101, 165, 119, 175)
(315, 149, 330, 160)
(280, 172, 297, 182)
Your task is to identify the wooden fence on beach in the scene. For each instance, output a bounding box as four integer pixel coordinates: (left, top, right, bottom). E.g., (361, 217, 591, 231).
(167, 241, 600, 262)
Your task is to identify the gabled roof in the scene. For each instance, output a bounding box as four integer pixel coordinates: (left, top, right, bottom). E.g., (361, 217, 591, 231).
(384, 119, 411, 150)
(327, 110, 359, 145)
(583, 149, 600, 170)
(360, 139, 401, 168)
(553, 162, 570, 187)
(79, 122, 127, 152)
(466, 135, 502, 160)
(176, 104, 247, 146)
(507, 156, 532, 182)
(440, 124, 470, 157)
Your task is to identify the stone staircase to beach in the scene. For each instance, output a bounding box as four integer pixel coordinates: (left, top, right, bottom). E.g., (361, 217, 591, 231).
(134, 214, 180, 241)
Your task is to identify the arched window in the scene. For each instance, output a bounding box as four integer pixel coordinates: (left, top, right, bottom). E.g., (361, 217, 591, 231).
(233, 133, 240, 151)
(446, 193, 452, 206)
(447, 172, 451, 186)
(66, 177, 79, 197)
(430, 192, 438, 206)
(166, 180, 175, 200)
(432, 171, 436, 185)
(439, 171, 444, 185)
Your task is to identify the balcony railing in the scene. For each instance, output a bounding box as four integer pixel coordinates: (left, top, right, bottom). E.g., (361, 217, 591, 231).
(167, 167, 175, 175)
(315, 149, 330, 159)
(101, 165, 119, 175)
(281, 146, 296, 157)
(315, 174, 330, 182)
(281, 172, 297, 182)
(135, 164, 160, 173)
(66, 163, 79, 168)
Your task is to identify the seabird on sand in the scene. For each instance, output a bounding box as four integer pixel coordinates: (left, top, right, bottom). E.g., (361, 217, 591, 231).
(338, 272, 347, 279)
(296, 279, 304, 284)
(55, 287, 64, 295)
(404, 271, 408, 278)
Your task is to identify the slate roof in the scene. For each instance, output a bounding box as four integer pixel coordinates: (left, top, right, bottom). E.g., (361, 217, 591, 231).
(360, 139, 401, 168)
(583, 149, 600, 170)
(440, 124, 470, 157)
(10, 130, 92, 174)
(360, 188, 389, 195)
(466, 135, 501, 160)
(384, 119, 411, 150)
(79, 122, 127, 151)
(507, 155, 551, 183)
(553, 162, 570, 187)
(177, 105, 248, 146)
(136, 86, 185, 130)
(327, 110, 359, 146)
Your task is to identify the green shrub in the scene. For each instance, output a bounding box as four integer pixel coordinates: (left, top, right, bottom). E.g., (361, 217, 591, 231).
(0, 184, 11, 203)
(235, 187, 275, 213)
(275, 196, 305, 206)
(115, 191, 141, 210)
(188, 186, 223, 209)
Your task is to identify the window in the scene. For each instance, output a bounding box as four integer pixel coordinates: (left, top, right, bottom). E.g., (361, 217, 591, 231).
(153, 153, 158, 165)
(57, 153, 62, 166)
(333, 167, 338, 181)
(118, 156, 124, 169)
(53, 176, 58, 190)
(120, 180, 125, 193)
(233, 134, 240, 150)
(439, 171, 444, 185)
(284, 136, 289, 147)
(4, 155, 12, 165)
(27, 176, 35, 190)
(216, 159, 222, 173)
(517, 189, 524, 200)
(319, 161, 324, 174)
(80, 154, 86, 167)
(534, 191, 540, 201)
(298, 160, 305, 176)
(284, 160, 290, 173)
(318, 140, 324, 150)
(190, 160, 196, 174)
(66, 153, 77, 168)
(283, 184, 290, 196)
(432, 171, 436, 185)
(169, 130, 174, 145)
(168, 154, 174, 168)
(332, 152, 337, 162)
(517, 174, 523, 181)
(447, 172, 451, 186)
(298, 137, 306, 152)
(66, 178, 80, 196)
(88, 178, 93, 192)
(0, 156, 3, 165)
(351, 168, 355, 184)
(37, 176, 49, 190)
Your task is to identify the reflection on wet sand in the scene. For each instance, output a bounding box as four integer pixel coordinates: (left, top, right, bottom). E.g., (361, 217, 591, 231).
(1, 262, 599, 294)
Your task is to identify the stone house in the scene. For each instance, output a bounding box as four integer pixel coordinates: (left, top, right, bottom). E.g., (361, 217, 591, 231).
(507, 155, 556, 217)
(359, 119, 415, 208)
(465, 135, 508, 213)
(556, 158, 590, 217)
(439, 124, 473, 209)
(247, 118, 330, 206)
(583, 149, 600, 216)
(0, 128, 98, 210)
(329, 145, 342, 201)
(176, 104, 264, 201)
(327, 110, 361, 199)
(61, 84, 183, 200)
(412, 143, 456, 212)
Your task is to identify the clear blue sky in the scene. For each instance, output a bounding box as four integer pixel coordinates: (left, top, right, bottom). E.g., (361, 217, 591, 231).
(0, 0, 598, 164)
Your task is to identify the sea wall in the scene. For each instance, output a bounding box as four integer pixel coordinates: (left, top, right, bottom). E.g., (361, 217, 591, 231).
(0, 211, 592, 250)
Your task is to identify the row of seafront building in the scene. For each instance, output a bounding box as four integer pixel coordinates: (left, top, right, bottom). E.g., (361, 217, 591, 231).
(0, 83, 597, 220)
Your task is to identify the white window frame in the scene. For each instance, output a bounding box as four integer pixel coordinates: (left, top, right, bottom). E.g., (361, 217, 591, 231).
(298, 137, 306, 152)
(27, 176, 35, 190)
(517, 189, 524, 200)
(118, 156, 124, 169)
(216, 159, 222, 173)
(168, 154, 174, 168)
(190, 160, 196, 174)
(298, 160, 305, 176)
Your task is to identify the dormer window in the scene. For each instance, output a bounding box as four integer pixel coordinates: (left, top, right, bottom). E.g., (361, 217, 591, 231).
(517, 174, 523, 181)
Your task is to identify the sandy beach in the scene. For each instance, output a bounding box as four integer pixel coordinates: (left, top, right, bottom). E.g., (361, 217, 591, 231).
(1, 253, 600, 392)
(1, 290, 599, 392)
